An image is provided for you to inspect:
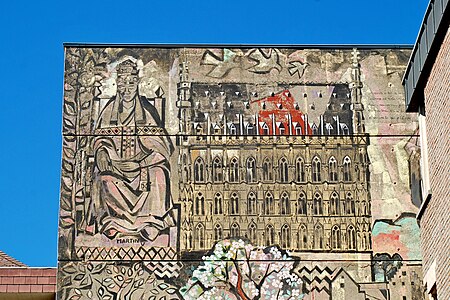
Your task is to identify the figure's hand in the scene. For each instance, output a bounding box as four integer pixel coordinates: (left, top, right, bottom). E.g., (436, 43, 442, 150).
(96, 149, 111, 172)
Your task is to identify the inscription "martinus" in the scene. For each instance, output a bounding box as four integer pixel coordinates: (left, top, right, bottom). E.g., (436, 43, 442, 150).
(116, 238, 145, 245)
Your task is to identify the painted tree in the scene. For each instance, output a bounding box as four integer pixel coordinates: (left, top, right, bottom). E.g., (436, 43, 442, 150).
(59, 48, 110, 259)
(373, 253, 403, 282)
(181, 239, 304, 300)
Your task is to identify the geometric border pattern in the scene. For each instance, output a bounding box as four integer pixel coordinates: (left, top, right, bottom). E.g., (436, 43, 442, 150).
(94, 126, 166, 135)
(75, 246, 178, 260)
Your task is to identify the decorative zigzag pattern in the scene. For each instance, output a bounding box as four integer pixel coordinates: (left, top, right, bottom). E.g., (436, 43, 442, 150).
(145, 261, 183, 279)
(75, 246, 178, 260)
(297, 266, 341, 295)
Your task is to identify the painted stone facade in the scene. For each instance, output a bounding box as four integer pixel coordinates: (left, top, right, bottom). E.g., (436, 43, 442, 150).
(58, 46, 424, 299)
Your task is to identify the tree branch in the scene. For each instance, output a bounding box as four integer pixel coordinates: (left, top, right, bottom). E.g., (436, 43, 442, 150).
(233, 260, 250, 300)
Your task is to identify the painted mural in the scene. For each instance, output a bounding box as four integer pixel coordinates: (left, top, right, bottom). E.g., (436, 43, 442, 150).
(58, 46, 424, 299)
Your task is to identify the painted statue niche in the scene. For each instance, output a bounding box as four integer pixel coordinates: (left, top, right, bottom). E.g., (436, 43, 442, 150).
(84, 58, 177, 247)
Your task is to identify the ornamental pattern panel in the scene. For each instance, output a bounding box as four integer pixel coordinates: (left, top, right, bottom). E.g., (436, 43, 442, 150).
(58, 46, 425, 300)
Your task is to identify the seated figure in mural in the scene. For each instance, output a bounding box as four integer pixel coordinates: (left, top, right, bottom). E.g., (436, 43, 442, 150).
(87, 59, 175, 243)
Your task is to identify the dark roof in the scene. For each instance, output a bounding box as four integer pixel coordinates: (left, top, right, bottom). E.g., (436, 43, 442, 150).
(403, 0, 450, 112)
(0, 250, 27, 267)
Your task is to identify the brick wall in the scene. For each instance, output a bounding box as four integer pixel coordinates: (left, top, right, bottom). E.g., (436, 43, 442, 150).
(421, 25, 450, 299)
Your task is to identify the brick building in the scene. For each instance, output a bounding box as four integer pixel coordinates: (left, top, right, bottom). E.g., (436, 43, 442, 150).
(403, 0, 450, 299)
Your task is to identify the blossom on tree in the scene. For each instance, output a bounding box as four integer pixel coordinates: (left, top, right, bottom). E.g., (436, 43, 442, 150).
(180, 239, 304, 300)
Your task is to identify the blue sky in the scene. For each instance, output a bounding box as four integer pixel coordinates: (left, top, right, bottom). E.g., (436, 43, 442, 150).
(0, 0, 428, 267)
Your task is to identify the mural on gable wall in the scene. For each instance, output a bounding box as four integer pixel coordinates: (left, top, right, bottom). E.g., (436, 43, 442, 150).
(58, 46, 425, 300)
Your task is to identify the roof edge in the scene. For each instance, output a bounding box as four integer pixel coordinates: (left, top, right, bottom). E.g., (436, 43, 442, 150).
(0, 250, 27, 267)
(62, 43, 414, 49)
(403, 0, 450, 112)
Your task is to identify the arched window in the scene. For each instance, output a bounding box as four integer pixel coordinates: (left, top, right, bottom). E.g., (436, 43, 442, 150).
(330, 192, 340, 215)
(343, 156, 352, 182)
(229, 123, 237, 135)
(214, 193, 223, 215)
(279, 157, 289, 182)
(212, 156, 223, 182)
(230, 223, 240, 238)
(359, 151, 365, 164)
(331, 225, 341, 249)
(196, 223, 205, 249)
(195, 193, 205, 215)
(329, 156, 338, 182)
(312, 124, 319, 135)
(182, 154, 189, 182)
(262, 157, 272, 181)
(280, 192, 290, 215)
(341, 124, 349, 135)
(281, 224, 291, 248)
(248, 223, 257, 243)
(313, 192, 323, 215)
(295, 124, 302, 135)
(229, 157, 239, 182)
(325, 123, 333, 135)
(347, 225, 356, 250)
(230, 192, 239, 215)
(246, 123, 254, 135)
(279, 123, 286, 135)
(246, 157, 257, 182)
(360, 229, 369, 250)
(184, 233, 188, 250)
(299, 224, 308, 249)
(195, 124, 203, 135)
(194, 157, 205, 182)
(247, 192, 257, 215)
(266, 224, 275, 245)
(361, 201, 368, 216)
(297, 192, 307, 215)
(262, 123, 270, 135)
(346, 192, 355, 215)
(264, 192, 275, 215)
(295, 157, 305, 182)
(213, 125, 221, 135)
(214, 224, 223, 241)
(314, 224, 324, 249)
(312, 156, 321, 182)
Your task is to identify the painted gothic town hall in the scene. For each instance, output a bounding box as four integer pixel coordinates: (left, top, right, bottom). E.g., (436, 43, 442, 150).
(177, 52, 372, 261)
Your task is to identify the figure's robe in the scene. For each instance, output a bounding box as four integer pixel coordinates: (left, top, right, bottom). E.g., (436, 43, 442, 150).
(87, 95, 175, 242)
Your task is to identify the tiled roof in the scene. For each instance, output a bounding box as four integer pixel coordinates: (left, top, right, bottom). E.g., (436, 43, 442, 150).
(0, 251, 27, 267)
(0, 251, 56, 294)
(0, 268, 57, 293)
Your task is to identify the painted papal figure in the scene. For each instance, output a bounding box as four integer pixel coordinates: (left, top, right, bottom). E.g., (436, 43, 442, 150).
(87, 59, 176, 245)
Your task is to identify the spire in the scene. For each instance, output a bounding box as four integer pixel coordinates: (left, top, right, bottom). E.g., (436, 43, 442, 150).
(350, 48, 363, 104)
(177, 59, 192, 136)
(177, 60, 191, 107)
(350, 48, 365, 134)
